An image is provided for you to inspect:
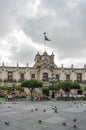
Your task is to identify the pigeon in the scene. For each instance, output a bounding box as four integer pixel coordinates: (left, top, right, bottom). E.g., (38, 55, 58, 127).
(38, 120, 42, 123)
(73, 125, 77, 128)
(62, 123, 66, 126)
(43, 109, 46, 112)
(55, 106, 57, 109)
(31, 109, 33, 112)
(54, 110, 58, 113)
(73, 119, 77, 122)
(35, 108, 38, 111)
(4, 121, 9, 126)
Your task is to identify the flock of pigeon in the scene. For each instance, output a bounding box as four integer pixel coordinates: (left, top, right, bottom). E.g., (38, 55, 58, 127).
(31, 105, 58, 113)
(0, 101, 85, 129)
(72, 101, 85, 108)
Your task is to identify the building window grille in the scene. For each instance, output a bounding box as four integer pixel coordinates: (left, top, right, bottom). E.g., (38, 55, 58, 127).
(8, 72, 13, 81)
(56, 74, 59, 81)
(31, 74, 35, 79)
(66, 75, 70, 81)
(20, 73, 24, 81)
(43, 73, 48, 81)
(77, 73, 82, 81)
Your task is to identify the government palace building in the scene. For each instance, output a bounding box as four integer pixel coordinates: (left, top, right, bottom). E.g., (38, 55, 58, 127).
(0, 51, 86, 87)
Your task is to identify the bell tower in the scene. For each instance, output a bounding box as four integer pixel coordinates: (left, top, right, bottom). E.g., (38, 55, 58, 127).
(33, 51, 57, 70)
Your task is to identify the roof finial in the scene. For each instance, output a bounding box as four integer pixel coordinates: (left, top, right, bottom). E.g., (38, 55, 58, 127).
(52, 52, 54, 55)
(2, 62, 4, 67)
(71, 64, 73, 68)
(26, 62, 28, 67)
(17, 62, 19, 67)
(61, 64, 63, 68)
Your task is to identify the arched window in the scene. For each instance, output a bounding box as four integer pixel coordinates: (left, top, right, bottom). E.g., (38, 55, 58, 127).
(43, 73, 48, 82)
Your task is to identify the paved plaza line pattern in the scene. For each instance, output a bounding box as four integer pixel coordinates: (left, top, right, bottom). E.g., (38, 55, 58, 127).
(0, 101, 86, 130)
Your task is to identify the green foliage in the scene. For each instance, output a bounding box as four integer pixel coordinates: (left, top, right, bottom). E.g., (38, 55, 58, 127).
(0, 85, 8, 90)
(71, 82, 81, 89)
(57, 82, 80, 92)
(48, 84, 60, 90)
(21, 79, 43, 89)
(49, 85, 53, 90)
(42, 86, 49, 91)
(21, 79, 43, 100)
(54, 83, 61, 90)
(21, 80, 30, 88)
(15, 85, 24, 91)
(81, 86, 86, 91)
(61, 82, 72, 92)
(55, 82, 63, 89)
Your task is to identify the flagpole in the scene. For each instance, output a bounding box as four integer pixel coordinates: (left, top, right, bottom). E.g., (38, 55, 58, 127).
(44, 32, 46, 52)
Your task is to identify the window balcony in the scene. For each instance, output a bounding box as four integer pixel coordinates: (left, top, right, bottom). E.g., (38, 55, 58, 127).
(18, 79, 24, 82)
(64, 80, 72, 82)
(43, 79, 49, 82)
(3, 79, 17, 82)
(74, 80, 85, 83)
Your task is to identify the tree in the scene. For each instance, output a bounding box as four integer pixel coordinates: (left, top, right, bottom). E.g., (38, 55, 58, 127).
(0, 85, 8, 97)
(15, 85, 25, 98)
(71, 82, 81, 89)
(0, 85, 8, 91)
(42, 86, 49, 96)
(21, 79, 43, 100)
(57, 82, 81, 95)
(62, 82, 72, 93)
(42, 86, 49, 91)
(52, 83, 61, 90)
(81, 86, 86, 92)
(57, 82, 71, 94)
(15, 85, 24, 92)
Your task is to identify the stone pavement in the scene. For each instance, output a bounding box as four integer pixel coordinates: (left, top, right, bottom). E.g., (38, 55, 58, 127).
(0, 100, 86, 130)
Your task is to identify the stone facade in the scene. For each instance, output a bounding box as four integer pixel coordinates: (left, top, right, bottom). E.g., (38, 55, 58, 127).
(0, 51, 86, 87)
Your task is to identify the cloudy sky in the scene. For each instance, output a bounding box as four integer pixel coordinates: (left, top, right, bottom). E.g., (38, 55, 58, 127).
(0, 0, 86, 68)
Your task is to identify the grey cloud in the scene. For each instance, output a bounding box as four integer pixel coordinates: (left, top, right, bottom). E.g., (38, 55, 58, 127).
(20, 0, 86, 61)
(9, 43, 37, 66)
(0, 0, 28, 38)
(0, 0, 86, 66)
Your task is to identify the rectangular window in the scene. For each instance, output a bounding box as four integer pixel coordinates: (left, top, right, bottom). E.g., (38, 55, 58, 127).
(8, 72, 13, 81)
(43, 73, 48, 82)
(56, 74, 59, 81)
(66, 75, 70, 81)
(20, 73, 24, 81)
(31, 74, 35, 79)
(77, 73, 82, 81)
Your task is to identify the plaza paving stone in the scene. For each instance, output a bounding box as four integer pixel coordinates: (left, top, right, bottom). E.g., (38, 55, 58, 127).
(0, 101, 86, 130)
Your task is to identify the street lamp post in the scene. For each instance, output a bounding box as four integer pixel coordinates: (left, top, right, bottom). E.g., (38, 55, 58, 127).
(49, 74, 57, 99)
